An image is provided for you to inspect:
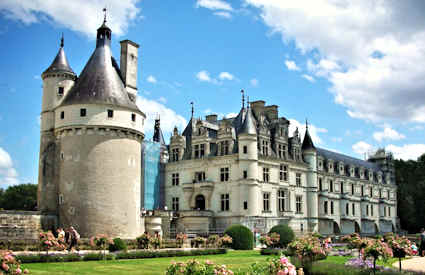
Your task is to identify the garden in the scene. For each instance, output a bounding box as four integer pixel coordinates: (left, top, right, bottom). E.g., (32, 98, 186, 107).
(0, 224, 421, 274)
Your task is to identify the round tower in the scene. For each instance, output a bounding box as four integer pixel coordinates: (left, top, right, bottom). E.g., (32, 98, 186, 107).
(38, 36, 76, 214)
(54, 18, 145, 238)
(301, 121, 319, 232)
(238, 103, 260, 216)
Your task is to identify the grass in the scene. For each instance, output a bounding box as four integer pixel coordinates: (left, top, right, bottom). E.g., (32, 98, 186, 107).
(22, 250, 406, 274)
(23, 250, 267, 275)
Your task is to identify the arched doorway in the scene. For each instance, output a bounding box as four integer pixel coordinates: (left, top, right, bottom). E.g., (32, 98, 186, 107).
(195, 194, 205, 210)
(333, 221, 341, 234)
(354, 221, 361, 233)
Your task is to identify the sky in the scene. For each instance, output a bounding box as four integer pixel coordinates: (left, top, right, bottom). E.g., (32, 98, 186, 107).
(0, 0, 425, 188)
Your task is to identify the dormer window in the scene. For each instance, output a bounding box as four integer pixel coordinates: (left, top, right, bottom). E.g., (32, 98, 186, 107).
(58, 87, 64, 96)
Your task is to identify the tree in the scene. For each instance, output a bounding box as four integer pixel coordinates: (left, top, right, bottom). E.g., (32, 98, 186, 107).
(0, 183, 37, 211)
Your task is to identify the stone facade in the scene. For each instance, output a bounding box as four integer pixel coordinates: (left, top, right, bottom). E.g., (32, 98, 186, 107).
(0, 211, 57, 240)
(165, 99, 398, 235)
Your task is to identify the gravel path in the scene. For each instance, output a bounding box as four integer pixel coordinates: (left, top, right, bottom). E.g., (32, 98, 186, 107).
(393, 257, 425, 273)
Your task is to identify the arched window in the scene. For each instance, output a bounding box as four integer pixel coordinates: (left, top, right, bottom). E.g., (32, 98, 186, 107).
(195, 194, 205, 210)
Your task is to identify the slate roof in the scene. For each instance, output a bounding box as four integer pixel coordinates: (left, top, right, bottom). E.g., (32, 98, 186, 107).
(301, 127, 315, 150)
(240, 107, 257, 135)
(316, 147, 381, 171)
(42, 44, 75, 76)
(60, 22, 140, 112)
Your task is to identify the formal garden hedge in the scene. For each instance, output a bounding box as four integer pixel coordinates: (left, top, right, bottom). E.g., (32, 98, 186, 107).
(15, 248, 227, 263)
(224, 224, 253, 250)
(269, 224, 295, 248)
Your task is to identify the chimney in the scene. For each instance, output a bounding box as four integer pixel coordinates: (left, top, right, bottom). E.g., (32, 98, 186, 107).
(264, 105, 278, 120)
(206, 114, 218, 123)
(120, 40, 140, 96)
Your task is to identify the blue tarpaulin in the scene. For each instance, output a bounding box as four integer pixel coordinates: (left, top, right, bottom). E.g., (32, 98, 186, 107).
(143, 141, 161, 210)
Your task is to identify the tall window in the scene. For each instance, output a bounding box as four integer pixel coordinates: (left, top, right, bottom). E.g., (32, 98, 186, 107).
(278, 189, 288, 212)
(243, 145, 247, 154)
(172, 173, 179, 186)
(330, 201, 334, 214)
(296, 173, 301, 187)
(370, 187, 373, 197)
(329, 180, 334, 192)
(278, 144, 286, 159)
(172, 148, 179, 161)
(296, 196, 303, 213)
(263, 193, 270, 211)
(195, 171, 205, 182)
(58, 87, 64, 96)
(319, 178, 323, 191)
(371, 204, 374, 216)
(200, 144, 205, 157)
(324, 201, 328, 214)
(351, 184, 355, 195)
(340, 182, 344, 194)
(361, 186, 364, 196)
(383, 206, 386, 217)
(389, 207, 391, 217)
(366, 205, 369, 216)
(352, 203, 355, 216)
(172, 197, 179, 211)
(221, 194, 230, 211)
(243, 170, 248, 179)
(220, 167, 229, 182)
(346, 203, 349, 215)
(220, 140, 229, 155)
(263, 167, 270, 183)
(261, 140, 269, 155)
(279, 164, 288, 181)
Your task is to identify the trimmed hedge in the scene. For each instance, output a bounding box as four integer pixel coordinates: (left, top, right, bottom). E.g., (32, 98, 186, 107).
(224, 224, 253, 250)
(269, 224, 295, 248)
(260, 248, 292, 256)
(16, 248, 226, 263)
(108, 238, 127, 252)
(310, 262, 404, 275)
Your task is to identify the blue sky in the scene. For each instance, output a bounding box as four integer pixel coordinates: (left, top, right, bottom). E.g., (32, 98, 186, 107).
(0, 0, 425, 187)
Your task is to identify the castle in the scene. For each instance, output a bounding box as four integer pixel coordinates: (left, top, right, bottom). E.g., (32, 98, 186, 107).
(37, 17, 398, 238)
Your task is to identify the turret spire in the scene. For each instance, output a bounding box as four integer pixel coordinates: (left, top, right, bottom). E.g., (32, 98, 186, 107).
(103, 7, 107, 24)
(302, 119, 316, 151)
(241, 89, 245, 109)
(60, 33, 64, 48)
(191, 101, 194, 118)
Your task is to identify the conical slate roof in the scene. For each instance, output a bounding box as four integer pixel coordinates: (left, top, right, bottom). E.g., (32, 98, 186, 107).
(60, 22, 139, 112)
(240, 107, 256, 135)
(42, 41, 75, 76)
(302, 126, 315, 150)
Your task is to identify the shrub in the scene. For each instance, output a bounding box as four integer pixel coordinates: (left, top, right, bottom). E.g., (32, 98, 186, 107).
(165, 259, 233, 275)
(224, 224, 253, 250)
(136, 233, 150, 249)
(207, 235, 219, 248)
(83, 253, 115, 261)
(108, 238, 127, 252)
(218, 234, 232, 248)
(269, 224, 295, 248)
(0, 250, 29, 274)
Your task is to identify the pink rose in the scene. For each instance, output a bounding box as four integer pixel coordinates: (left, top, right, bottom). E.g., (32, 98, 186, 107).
(280, 256, 289, 265)
(2, 263, 9, 271)
(15, 267, 22, 274)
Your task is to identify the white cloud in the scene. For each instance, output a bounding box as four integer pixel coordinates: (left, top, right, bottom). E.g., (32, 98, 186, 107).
(0, 147, 19, 187)
(250, 78, 259, 87)
(0, 0, 141, 37)
(284, 60, 300, 71)
(158, 96, 167, 104)
(301, 74, 315, 83)
(245, 0, 425, 123)
(218, 72, 234, 81)
(146, 75, 157, 84)
(386, 144, 425, 161)
(373, 127, 405, 142)
(196, 70, 213, 82)
(352, 141, 374, 156)
(136, 96, 187, 138)
(288, 119, 327, 145)
(196, 0, 233, 11)
(214, 11, 232, 19)
(225, 112, 238, 118)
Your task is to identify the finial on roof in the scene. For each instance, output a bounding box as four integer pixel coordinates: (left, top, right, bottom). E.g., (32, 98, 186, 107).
(60, 33, 64, 48)
(190, 101, 194, 118)
(241, 89, 245, 109)
(103, 7, 107, 24)
(306, 118, 308, 130)
(247, 96, 250, 108)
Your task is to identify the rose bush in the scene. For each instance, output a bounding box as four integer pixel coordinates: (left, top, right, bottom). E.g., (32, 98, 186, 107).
(165, 259, 234, 275)
(0, 250, 29, 274)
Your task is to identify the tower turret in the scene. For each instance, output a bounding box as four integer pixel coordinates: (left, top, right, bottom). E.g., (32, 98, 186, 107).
(38, 36, 76, 214)
(53, 14, 145, 238)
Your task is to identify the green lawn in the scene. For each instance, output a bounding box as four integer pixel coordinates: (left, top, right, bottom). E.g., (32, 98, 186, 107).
(22, 251, 403, 274)
(23, 250, 267, 275)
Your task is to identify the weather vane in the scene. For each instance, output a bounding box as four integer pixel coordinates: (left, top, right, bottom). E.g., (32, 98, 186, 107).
(103, 7, 107, 24)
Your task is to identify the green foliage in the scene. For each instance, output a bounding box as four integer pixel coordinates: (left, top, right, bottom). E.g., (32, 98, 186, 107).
(394, 153, 425, 233)
(17, 253, 83, 263)
(310, 262, 408, 275)
(0, 183, 37, 210)
(82, 253, 115, 261)
(224, 224, 254, 250)
(269, 224, 295, 248)
(108, 238, 127, 252)
(115, 248, 226, 260)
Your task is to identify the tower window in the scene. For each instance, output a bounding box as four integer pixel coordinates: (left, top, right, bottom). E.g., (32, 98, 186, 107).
(324, 201, 328, 214)
(243, 145, 247, 154)
(243, 170, 248, 179)
(319, 178, 323, 191)
(80, 108, 86, 117)
(330, 201, 334, 214)
(131, 113, 136, 122)
(60, 111, 65, 119)
(243, 201, 248, 210)
(58, 87, 64, 96)
(107, 109, 114, 118)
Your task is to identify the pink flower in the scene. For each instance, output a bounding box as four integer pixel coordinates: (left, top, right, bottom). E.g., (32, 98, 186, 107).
(2, 263, 9, 271)
(280, 256, 289, 265)
(15, 267, 22, 274)
(277, 270, 285, 275)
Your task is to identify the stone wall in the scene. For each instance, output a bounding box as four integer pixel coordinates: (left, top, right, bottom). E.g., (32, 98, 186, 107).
(0, 211, 57, 240)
